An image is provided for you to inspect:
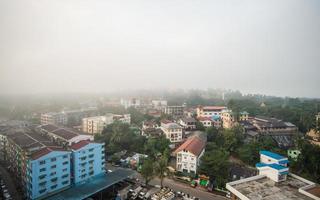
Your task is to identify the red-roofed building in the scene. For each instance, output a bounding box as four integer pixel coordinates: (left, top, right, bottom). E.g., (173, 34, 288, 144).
(174, 136, 206, 174)
(70, 140, 90, 150)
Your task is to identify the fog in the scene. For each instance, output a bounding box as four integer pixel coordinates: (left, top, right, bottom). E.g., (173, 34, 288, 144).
(0, 0, 319, 98)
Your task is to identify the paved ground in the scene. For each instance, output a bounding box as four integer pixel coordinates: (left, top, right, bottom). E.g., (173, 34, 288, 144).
(0, 162, 23, 200)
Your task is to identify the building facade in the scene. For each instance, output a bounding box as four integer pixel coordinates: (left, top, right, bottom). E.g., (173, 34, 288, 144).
(174, 136, 205, 174)
(82, 116, 113, 135)
(26, 148, 71, 200)
(71, 141, 105, 184)
(196, 106, 227, 118)
(162, 106, 184, 117)
(160, 121, 183, 143)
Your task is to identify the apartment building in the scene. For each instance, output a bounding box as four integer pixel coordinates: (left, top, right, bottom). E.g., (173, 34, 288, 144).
(179, 117, 196, 130)
(160, 120, 183, 143)
(2, 126, 106, 200)
(196, 106, 227, 118)
(174, 136, 205, 174)
(38, 124, 93, 146)
(162, 105, 184, 117)
(226, 151, 320, 200)
(82, 113, 131, 135)
(41, 108, 97, 126)
(26, 147, 71, 199)
(71, 140, 105, 184)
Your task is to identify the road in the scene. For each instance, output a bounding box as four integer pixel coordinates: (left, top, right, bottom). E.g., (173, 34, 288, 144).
(133, 172, 226, 200)
(0, 162, 23, 200)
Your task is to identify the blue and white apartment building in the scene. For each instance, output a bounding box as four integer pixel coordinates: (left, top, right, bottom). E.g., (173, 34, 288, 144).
(226, 151, 320, 200)
(71, 140, 105, 184)
(2, 126, 106, 200)
(26, 147, 72, 199)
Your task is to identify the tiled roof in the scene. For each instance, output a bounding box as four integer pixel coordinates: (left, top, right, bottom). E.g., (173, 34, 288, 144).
(197, 116, 212, 121)
(71, 140, 90, 150)
(40, 124, 60, 132)
(31, 146, 68, 160)
(52, 128, 78, 140)
(174, 136, 205, 156)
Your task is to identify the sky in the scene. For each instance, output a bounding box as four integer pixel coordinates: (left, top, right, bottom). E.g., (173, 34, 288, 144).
(0, 0, 319, 98)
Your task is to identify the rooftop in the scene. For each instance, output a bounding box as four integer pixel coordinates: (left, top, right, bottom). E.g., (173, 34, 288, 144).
(260, 150, 286, 160)
(70, 140, 90, 150)
(199, 106, 226, 111)
(174, 136, 206, 156)
(227, 175, 316, 200)
(46, 169, 135, 200)
(31, 146, 68, 160)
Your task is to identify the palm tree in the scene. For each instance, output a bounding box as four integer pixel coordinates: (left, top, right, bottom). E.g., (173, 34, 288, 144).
(155, 157, 168, 188)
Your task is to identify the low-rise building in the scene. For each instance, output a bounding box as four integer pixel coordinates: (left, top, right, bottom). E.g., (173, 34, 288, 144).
(162, 105, 184, 117)
(160, 120, 183, 143)
(151, 100, 167, 110)
(179, 117, 196, 130)
(196, 106, 227, 118)
(174, 136, 205, 174)
(41, 108, 97, 126)
(221, 109, 236, 129)
(226, 151, 320, 200)
(248, 116, 298, 134)
(82, 116, 113, 135)
(37, 124, 93, 146)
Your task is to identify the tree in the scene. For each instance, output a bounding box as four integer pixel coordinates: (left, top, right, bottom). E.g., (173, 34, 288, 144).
(195, 121, 205, 131)
(199, 149, 229, 188)
(206, 127, 219, 142)
(141, 159, 154, 185)
(155, 157, 168, 187)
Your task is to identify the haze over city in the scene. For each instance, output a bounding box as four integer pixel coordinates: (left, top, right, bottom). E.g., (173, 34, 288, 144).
(1, 0, 319, 98)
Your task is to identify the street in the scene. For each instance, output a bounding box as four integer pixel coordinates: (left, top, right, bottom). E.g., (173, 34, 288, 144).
(127, 169, 226, 200)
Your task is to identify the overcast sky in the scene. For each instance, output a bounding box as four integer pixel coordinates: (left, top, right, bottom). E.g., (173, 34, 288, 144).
(0, 0, 319, 97)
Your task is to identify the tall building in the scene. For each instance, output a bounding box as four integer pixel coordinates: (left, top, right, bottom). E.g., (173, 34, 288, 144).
(160, 120, 183, 143)
(226, 151, 320, 200)
(221, 109, 236, 129)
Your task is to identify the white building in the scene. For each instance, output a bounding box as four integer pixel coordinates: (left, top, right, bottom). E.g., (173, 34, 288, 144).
(179, 117, 196, 130)
(162, 106, 184, 117)
(196, 106, 227, 118)
(82, 114, 131, 135)
(151, 100, 167, 110)
(226, 151, 320, 200)
(160, 120, 183, 143)
(174, 136, 205, 174)
(120, 98, 141, 109)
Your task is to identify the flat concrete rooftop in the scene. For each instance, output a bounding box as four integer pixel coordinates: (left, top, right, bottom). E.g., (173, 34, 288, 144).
(231, 176, 314, 200)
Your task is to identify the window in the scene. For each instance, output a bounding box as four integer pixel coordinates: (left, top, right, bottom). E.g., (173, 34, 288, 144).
(39, 160, 45, 165)
(51, 165, 56, 169)
(63, 155, 68, 159)
(39, 189, 46, 194)
(50, 172, 56, 176)
(89, 148, 94, 152)
(51, 184, 57, 190)
(62, 168, 68, 172)
(62, 161, 68, 165)
(40, 168, 46, 172)
(88, 154, 94, 158)
(39, 180, 46, 185)
(62, 180, 69, 185)
(51, 177, 58, 182)
(62, 174, 68, 179)
(39, 175, 46, 180)
(51, 158, 56, 162)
